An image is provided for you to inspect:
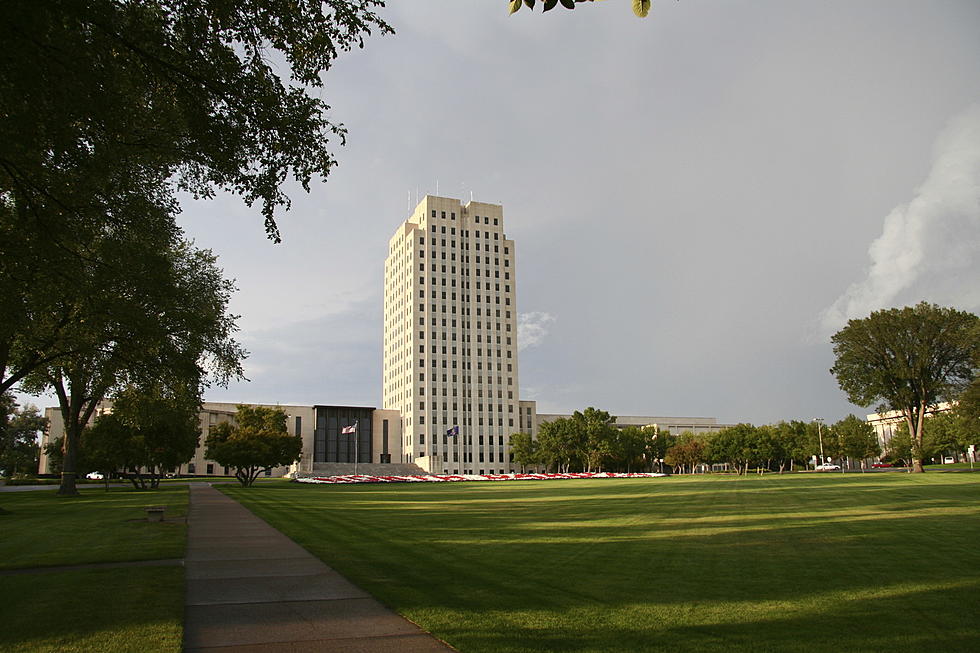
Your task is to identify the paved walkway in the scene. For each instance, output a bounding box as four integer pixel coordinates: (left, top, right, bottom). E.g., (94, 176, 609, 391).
(184, 483, 454, 652)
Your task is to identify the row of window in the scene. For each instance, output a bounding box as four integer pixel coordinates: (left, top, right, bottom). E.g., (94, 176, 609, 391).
(420, 402, 514, 412)
(420, 263, 511, 279)
(420, 305, 512, 319)
(418, 434, 507, 446)
(419, 416, 513, 426)
(421, 278, 511, 293)
(430, 209, 500, 227)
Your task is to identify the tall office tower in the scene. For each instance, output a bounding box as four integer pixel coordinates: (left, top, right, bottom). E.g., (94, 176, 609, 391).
(383, 196, 520, 474)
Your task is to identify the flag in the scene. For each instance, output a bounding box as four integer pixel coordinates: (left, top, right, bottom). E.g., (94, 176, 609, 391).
(341, 422, 357, 435)
(447, 425, 459, 437)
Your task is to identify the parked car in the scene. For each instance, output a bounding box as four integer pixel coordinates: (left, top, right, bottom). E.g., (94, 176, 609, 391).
(943, 456, 955, 464)
(871, 462, 892, 468)
(815, 463, 841, 471)
(85, 471, 104, 480)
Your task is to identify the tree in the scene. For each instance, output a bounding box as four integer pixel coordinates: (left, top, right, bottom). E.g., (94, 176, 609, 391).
(0, 1, 393, 402)
(664, 431, 708, 474)
(508, 432, 540, 473)
(0, 394, 47, 477)
(537, 417, 580, 473)
(205, 405, 302, 487)
(508, 0, 652, 18)
(647, 428, 677, 473)
(84, 384, 201, 489)
(831, 414, 880, 471)
(570, 407, 616, 473)
(708, 424, 761, 475)
(830, 303, 979, 473)
(883, 425, 915, 467)
(20, 229, 244, 496)
(769, 420, 810, 472)
(612, 426, 649, 473)
(1, 1, 393, 243)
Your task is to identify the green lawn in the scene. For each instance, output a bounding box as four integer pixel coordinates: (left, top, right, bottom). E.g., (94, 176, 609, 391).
(224, 473, 980, 653)
(0, 487, 187, 653)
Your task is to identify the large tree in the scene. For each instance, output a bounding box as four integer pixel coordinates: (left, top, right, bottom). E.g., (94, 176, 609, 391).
(0, 1, 392, 398)
(205, 405, 302, 487)
(830, 303, 979, 473)
(85, 384, 201, 489)
(21, 225, 244, 495)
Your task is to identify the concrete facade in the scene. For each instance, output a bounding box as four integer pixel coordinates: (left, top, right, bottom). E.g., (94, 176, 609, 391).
(38, 402, 404, 478)
(383, 195, 526, 475)
(865, 402, 952, 454)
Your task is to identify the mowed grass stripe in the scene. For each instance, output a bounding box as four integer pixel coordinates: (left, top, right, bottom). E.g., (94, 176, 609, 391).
(0, 486, 188, 653)
(223, 474, 980, 653)
(0, 486, 188, 570)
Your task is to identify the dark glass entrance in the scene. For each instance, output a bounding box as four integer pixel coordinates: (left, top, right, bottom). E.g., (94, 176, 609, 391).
(314, 406, 373, 463)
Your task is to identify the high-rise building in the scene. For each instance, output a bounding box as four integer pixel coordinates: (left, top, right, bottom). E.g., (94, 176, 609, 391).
(383, 195, 520, 474)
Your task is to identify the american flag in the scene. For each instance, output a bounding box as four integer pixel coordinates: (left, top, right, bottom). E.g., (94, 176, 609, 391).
(341, 422, 357, 434)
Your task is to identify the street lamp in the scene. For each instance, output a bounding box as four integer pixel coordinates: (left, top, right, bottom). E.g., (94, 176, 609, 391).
(813, 418, 825, 468)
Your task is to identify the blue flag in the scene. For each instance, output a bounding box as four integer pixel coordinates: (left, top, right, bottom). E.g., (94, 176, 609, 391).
(447, 425, 459, 437)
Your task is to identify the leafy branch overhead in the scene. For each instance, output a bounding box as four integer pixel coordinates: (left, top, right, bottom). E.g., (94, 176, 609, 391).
(509, 0, 652, 18)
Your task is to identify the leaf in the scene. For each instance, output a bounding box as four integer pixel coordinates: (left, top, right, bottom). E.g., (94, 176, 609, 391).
(523, 0, 536, 8)
(543, 0, 559, 10)
(633, 0, 651, 17)
(509, 0, 522, 14)
(560, 0, 576, 8)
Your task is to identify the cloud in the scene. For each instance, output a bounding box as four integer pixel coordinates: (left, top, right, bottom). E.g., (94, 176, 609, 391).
(819, 104, 980, 335)
(518, 312, 556, 351)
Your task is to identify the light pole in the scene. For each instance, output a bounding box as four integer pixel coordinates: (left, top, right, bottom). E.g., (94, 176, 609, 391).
(813, 418, 825, 469)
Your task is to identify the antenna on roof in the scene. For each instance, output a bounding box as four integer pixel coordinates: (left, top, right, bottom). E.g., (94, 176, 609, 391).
(436, 179, 439, 196)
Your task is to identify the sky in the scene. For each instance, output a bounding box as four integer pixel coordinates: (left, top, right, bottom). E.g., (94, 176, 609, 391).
(18, 0, 980, 426)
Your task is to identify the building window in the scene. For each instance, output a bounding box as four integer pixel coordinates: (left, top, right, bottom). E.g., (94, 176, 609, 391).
(206, 463, 214, 475)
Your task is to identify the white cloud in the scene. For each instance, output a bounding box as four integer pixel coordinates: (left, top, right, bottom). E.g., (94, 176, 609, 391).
(518, 312, 556, 351)
(820, 104, 980, 335)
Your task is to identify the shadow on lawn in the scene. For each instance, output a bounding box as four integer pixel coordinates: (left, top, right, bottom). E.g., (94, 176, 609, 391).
(0, 566, 183, 653)
(226, 479, 980, 653)
(433, 578, 980, 653)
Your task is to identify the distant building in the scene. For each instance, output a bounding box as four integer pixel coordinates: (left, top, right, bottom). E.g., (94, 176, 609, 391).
(38, 402, 405, 478)
(537, 414, 732, 435)
(38, 194, 736, 478)
(865, 402, 953, 453)
(383, 195, 529, 475)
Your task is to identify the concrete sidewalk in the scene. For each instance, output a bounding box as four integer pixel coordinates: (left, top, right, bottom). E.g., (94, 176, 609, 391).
(183, 483, 454, 652)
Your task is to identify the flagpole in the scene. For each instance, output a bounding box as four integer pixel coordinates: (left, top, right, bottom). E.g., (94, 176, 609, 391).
(354, 420, 359, 476)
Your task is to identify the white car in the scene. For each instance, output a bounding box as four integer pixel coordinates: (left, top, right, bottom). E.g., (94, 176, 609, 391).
(86, 472, 104, 480)
(815, 463, 841, 471)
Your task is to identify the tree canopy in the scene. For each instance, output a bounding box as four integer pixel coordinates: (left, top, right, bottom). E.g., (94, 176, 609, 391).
(830, 302, 979, 473)
(205, 405, 302, 486)
(20, 225, 245, 495)
(85, 384, 201, 489)
(0, 0, 392, 243)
